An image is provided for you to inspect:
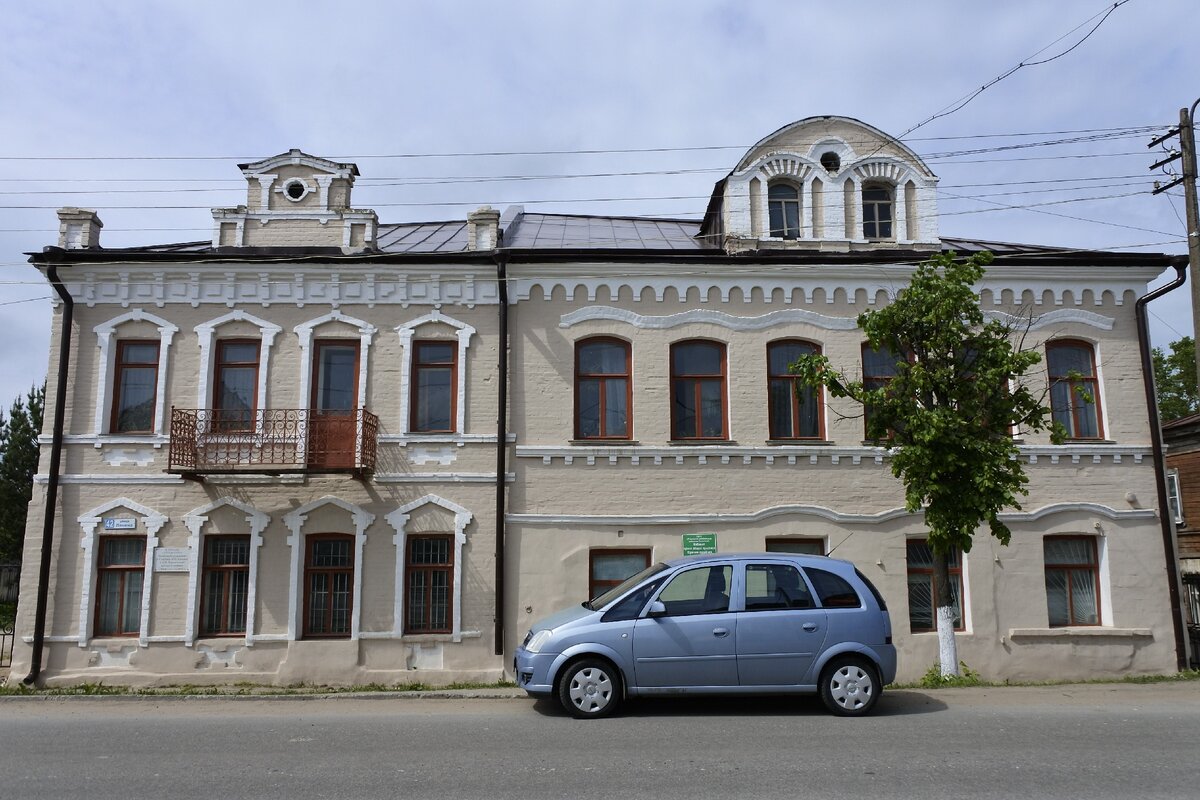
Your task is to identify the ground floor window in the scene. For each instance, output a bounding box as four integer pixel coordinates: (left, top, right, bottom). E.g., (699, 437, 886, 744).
(96, 536, 145, 636)
(200, 535, 250, 636)
(589, 548, 651, 600)
(406, 535, 453, 634)
(1044, 536, 1100, 626)
(906, 541, 963, 633)
(765, 538, 825, 556)
(304, 534, 353, 639)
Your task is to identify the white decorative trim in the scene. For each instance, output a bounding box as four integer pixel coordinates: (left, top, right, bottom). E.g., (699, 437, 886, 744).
(377, 433, 513, 445)
(997, 502, 1156, 522)
(182, 498, 270, 647)
(41, 434, 170, 448)
(277, 178, 313, 203)
(396, 309, 476, 435)
(984, 308, 1115, 332)
(77, 498, 169, 647)
(282, 496, 375, 642)
(194, 311, 283, 422)
(34, 474, 186, 485)
(559, 306, 860, 331)
(93, 309, 179, 437)
(385, 495, 473, 642)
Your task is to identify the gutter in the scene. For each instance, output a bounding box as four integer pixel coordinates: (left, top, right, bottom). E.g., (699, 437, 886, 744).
(493, 250, 509, 658)
(24, 263, 73, 685)
(1135, 257, 1189, 671)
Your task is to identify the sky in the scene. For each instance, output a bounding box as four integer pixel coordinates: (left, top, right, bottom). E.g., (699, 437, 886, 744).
(0, 0, 1196, 404)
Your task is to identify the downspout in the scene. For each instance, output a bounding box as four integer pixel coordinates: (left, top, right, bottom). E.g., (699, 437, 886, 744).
(493, 249, 509, 657)
(1135, 257, 1188, 671)
(24, 261, 73, 685)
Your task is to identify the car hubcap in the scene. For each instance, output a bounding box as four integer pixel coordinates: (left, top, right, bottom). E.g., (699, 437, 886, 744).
(830, 664, 874, 710)
(568, 667, 613, 713)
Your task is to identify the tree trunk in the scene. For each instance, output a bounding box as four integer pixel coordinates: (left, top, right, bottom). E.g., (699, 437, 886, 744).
(932, 549, 960, 677)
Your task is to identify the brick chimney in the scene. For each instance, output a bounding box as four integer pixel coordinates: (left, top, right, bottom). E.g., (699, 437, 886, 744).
(467, 206, 501, 250)
(57, 208, 103, 249)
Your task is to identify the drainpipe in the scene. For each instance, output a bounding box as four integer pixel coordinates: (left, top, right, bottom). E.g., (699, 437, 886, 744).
(493, 250, 509, 657)
(1136, 257, 1189, 671)
(24, 261, 73, 685)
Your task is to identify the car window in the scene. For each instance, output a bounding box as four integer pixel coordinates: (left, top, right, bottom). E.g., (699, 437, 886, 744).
(656, 565, 732, 616)
(855, 568, 888, 611)
(804, 567, 862, 608)
(744, 563, 815, 611)
(589, 562, 670, 609)
(602, 578, 665, 622)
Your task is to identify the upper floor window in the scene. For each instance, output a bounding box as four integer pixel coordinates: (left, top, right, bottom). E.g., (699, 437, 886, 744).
(411, 340, 457, 433)
(112, 340, 160, 433)
(862, 183, 894, 240)
(768, 340, 822, 440)
(1167, 469, 1183, 526)
(213, 340, 260, 432)
(95, 536, 145, 637)
(862, 344, 904, 439)
(575, 338, 631, 440)
(671, 340, 727, 440)
(768, 182, 801, 239)
(1047, 340, 1103, 439)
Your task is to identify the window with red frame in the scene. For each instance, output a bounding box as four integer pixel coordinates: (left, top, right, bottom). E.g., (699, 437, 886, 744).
(861, 344, 904, 439)
(1047, 340, 1103, 439)
(406, 535, 453, 634)
(213, 340, 259, 432)
(1044, 536, 1100, 626)
(111, 340, 159, 433)
(671, 340, 727, 440)
(768, 340, 823, 440)
(575, 338, 631, 439)
(411, 340, 456, 433)
(200, 535, 250, 636)
(303, 534, 353, 639)
(95, 536, 145, 636)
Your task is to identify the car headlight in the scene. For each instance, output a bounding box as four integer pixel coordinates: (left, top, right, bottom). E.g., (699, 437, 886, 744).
(524, 629, 553, 654)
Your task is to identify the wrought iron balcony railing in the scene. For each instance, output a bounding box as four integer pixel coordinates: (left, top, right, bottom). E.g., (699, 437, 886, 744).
(168, 408, 378, 478)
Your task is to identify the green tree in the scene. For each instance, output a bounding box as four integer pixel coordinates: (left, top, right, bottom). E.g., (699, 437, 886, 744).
(791, 252, 1060, 677)
(1152, 336, 1198, 422)
(0, 384, 45, 563)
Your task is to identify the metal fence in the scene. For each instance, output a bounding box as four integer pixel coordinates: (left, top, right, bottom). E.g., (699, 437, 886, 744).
(0, 563, 15, 669)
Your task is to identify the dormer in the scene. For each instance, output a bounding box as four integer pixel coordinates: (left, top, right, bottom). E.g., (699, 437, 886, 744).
(212, 149, 378, 251)
(700, 117, 940, 253)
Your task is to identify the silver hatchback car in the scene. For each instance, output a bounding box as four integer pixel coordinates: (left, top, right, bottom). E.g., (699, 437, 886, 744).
(515, 552, 896, 718)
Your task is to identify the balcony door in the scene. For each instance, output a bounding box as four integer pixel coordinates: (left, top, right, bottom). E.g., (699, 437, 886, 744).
(309, 340, 359, 469)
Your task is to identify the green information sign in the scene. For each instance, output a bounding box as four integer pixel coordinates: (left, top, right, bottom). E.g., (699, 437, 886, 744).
(682, 533, 717, 556)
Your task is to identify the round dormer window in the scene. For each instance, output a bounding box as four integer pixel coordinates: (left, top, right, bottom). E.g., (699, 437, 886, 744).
(820, 152, 841, 173)
(282, 179, 310, 202)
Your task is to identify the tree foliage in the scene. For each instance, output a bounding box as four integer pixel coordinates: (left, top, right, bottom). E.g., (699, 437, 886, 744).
(0, 384, 44, 563)
(1153, 336, 1198, 422)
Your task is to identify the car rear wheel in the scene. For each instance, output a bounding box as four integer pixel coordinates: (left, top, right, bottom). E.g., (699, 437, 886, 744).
(558, 658, 621, 719)
(819, 656, 880, 716)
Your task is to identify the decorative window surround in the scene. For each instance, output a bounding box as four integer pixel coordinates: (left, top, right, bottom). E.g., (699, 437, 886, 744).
(92, 309, 178, 439)
(35, 474, 186, 485)
(396, 310, 475, 436)
(385, 495, 473, 643)
(77, 498, 168, 647)
(373, 472, 515, 484)
(194, 311, 282, 427)
(514, 444, 1150, 467)
(182, 498, 270, 647)
(282, 496, 375, 642)
(294, 311, 377, 436)
(506, 501, 1152, 528)
(1007, 627, 1152, 640)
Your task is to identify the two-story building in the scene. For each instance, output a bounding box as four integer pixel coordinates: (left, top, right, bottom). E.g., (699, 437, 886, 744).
(8, 117, 1185, 687)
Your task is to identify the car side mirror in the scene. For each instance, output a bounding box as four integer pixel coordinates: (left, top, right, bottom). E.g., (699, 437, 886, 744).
(645, 600, 667, 618)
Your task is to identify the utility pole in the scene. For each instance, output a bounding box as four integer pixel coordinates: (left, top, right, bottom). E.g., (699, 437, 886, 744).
(1150, 100, 1200, 386)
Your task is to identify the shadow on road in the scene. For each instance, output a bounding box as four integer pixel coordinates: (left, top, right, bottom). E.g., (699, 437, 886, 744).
(532, 689, 948, 719)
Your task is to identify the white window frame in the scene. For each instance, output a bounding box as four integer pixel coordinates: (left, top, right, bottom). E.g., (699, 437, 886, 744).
(182, 498, 270, 647)
(385, 494, 473, 642)
(1167, 469, 1183, 526)
(194, 310, 282, 434)
(93, 309, 178, 438)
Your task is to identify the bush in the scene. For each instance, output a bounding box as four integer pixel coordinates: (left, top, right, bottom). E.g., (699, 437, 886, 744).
(920, 661, 984, 688)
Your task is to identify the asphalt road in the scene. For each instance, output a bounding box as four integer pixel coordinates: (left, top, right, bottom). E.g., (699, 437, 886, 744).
(1, 683, 1197, 799)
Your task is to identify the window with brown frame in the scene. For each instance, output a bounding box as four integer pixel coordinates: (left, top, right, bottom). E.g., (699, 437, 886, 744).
(767, 340, 823, 440)
(575, 338, 632, 440)
(411, 340, 456, 433)
(213, 340, 260, 432)
(1044, 536, 1100, 626)
(768, 182, 801, 239)
(906, 541, 963, 633)
(405, 535, 453, 634)
(671, 340, 727, 440)
(861, 344, 904, 439)
(765, 538, 825, 556)
(111, 340, 159, 433)
(588, 548, 651, 600)
(862, 183, 894, 240)
(95, 536, 145, 637)
(303, 534, 353, 639)
(200, 535, 250, 636)
(1047, 340, 1103, 439)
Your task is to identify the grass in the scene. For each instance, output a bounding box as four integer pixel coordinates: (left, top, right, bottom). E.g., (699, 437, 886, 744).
(892, 664, 1200, 691)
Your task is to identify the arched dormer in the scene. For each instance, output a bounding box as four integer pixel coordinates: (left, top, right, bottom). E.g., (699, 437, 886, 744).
(701, 116, 939, 251)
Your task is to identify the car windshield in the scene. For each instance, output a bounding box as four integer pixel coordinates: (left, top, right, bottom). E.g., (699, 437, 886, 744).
(586, 562, 671, 609)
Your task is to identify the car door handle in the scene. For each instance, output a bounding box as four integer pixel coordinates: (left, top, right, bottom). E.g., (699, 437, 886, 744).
(802, 623, 819, 632)
(712, 627, 730, 637)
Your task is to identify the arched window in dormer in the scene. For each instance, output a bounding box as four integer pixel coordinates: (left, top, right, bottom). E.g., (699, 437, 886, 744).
(768, 182, 801, 239)
(862, 183, 894, 240)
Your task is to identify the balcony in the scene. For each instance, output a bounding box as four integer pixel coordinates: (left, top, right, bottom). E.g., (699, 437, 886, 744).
(168, 408, 379, 479)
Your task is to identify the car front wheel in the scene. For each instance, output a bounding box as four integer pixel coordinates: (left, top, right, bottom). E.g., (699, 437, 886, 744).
(557, 658, 621, 719)
(819, 656, 881, 716)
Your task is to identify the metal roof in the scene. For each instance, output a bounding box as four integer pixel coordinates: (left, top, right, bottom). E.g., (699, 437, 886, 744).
(501, 213, 703, 251)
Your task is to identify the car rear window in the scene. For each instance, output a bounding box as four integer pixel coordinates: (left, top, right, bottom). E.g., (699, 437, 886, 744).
(804, 567, 862, 608)
(854, 568, 888, 611)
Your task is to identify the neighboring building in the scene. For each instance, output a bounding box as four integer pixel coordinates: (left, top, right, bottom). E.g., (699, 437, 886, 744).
(7, 117, 1185, 687)
(1164, 412, 1200, 663)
